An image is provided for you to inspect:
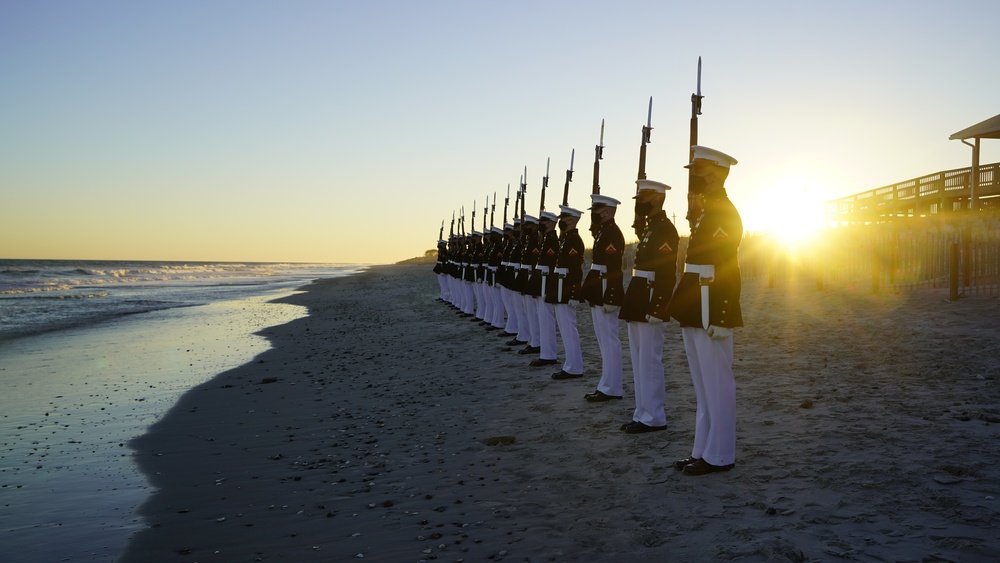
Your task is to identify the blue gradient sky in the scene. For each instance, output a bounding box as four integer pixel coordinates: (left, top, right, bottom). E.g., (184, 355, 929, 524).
(2, 1, 998, 263)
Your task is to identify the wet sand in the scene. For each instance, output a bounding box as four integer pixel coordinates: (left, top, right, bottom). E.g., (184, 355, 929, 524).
(0, 294, 307, 562)
(119, 264, 1000, 562)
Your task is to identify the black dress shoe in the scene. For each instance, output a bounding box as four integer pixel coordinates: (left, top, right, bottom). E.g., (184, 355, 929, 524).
(499, 331, 516, 337)
(506, 338, 525, 346)
(673, 457, 700, 471)
(584, 390, 622, 402)
(620, 421, 640, 431)
(485, 326, 500, 331)
(530, 358, 559, 367)
(624, 422, 667, 434)
(517, 345, 541, 355)
(682, 459, 735, 475)
(551, 371, 584, 380)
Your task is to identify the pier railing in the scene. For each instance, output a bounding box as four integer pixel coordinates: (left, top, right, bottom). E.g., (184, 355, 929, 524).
(825, 162, 1000, 223)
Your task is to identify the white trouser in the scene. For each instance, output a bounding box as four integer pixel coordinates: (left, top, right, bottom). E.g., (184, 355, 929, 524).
(462, 281, 474, 315)
(491, 285, 505, 328)
(513, 291, 531, 343)
(446, 276, 457, 306)
(555, 303, 583, 375)
(536, 298, 557, 360)
(437, 274, 449, 300)
(628, 321, 666, 427)
(473, 282, 484, 319)
(592, 306, 623, 396)
(521, 293, 540, 347)
(682, 327, 736, 466)
(484, 282, 496, 323)
(502, 287, 519, 334)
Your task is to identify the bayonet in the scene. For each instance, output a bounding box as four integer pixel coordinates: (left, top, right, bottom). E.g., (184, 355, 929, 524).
(633, 97, 653, 236)
(562, 148, 574, 206)
(504, 183, 510, 225)
(687, 56, 705, 229)
(540, 157, 550, 214)
(592, 119, 604, 195)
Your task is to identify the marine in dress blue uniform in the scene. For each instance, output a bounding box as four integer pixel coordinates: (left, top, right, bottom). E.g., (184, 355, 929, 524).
(548, 205, 586, 380)
(617, 179, 680, 432)
(580, 194, 625, 400)
(667, 145, 744, 476)
(515, 215, 541, 355)
(530, 211, 561, 366)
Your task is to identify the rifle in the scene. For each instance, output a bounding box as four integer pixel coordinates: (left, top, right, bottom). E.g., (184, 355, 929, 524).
(633, 96, 653, 236)
(483, 195, 488, 234)
(519, 167, 527, 245)
(439, 220, 444, 241)
(471, 200, 476, 235)
(490, 191, 496, 229)
(504, 183, 510, 225)
(459, 206, 465, 236)
(540, 157, 550, 215)
(562, 148, 575, 207)
(687, 56, 704, 230)
(450, 211, 455, 238)
(591, 120, 605, 235)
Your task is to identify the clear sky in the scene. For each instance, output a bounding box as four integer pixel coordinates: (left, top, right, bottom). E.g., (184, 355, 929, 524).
(2, 1, 998, 264)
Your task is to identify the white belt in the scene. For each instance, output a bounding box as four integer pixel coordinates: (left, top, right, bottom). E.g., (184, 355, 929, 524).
(520, 264, 531, 270)
(501, 261, 510, 267)
(488, 266, 498, 271)
(536, 265, 550, 274)
(591, 264, 607, 274)
(554, 267, 569, 276)
(632, 269, 655, 281)
(684, 264, 714, 278)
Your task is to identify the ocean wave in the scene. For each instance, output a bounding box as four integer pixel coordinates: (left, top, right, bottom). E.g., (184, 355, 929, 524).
(0, 291, 109, 299)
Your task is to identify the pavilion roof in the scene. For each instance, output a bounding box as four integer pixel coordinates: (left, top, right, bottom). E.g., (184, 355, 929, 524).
(950, 113, 1000, 140)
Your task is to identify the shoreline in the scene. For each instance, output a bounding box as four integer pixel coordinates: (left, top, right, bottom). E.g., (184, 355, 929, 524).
(119, 264, 1000, 561)
(0, 287, 311, 563)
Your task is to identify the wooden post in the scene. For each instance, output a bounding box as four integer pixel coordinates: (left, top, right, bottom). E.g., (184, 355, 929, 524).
(871, 238, 880, 294)
(963, 225, 971, 288)
(950, 242, 960, 301)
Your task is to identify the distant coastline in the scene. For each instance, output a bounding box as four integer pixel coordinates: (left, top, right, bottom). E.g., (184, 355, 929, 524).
(395, 251, 436, 265)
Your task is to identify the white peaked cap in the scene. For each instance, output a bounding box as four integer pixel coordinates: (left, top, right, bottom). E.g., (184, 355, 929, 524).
(471, 230, 483, 237)
(634, 179, 671, 196)
(539, 211, 559, 222)
(491, 226, 504, 235)
(685, 145, 738, 168)
(589, 194, 621, 208)
(503, 223, 513, 230)
(523, 214, 539, 224)
(513, 217, 521, 224)
(559, 205, 583, 218)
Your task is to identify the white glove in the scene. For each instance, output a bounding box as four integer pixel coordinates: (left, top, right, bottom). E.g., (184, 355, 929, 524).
(568, 299, 580, 307)
(602, 304, 619, 314)
(645, 314, 663, 324)
(706, 325, 732, 340)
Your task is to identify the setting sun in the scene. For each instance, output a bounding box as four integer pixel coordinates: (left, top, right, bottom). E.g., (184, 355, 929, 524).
(743, 179, 831, 248)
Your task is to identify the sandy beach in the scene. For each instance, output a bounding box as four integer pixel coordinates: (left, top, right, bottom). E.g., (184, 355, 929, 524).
(119, 264, 1000, 562)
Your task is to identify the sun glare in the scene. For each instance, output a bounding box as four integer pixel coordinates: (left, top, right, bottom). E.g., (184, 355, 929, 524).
(745, 180, 830, 249)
